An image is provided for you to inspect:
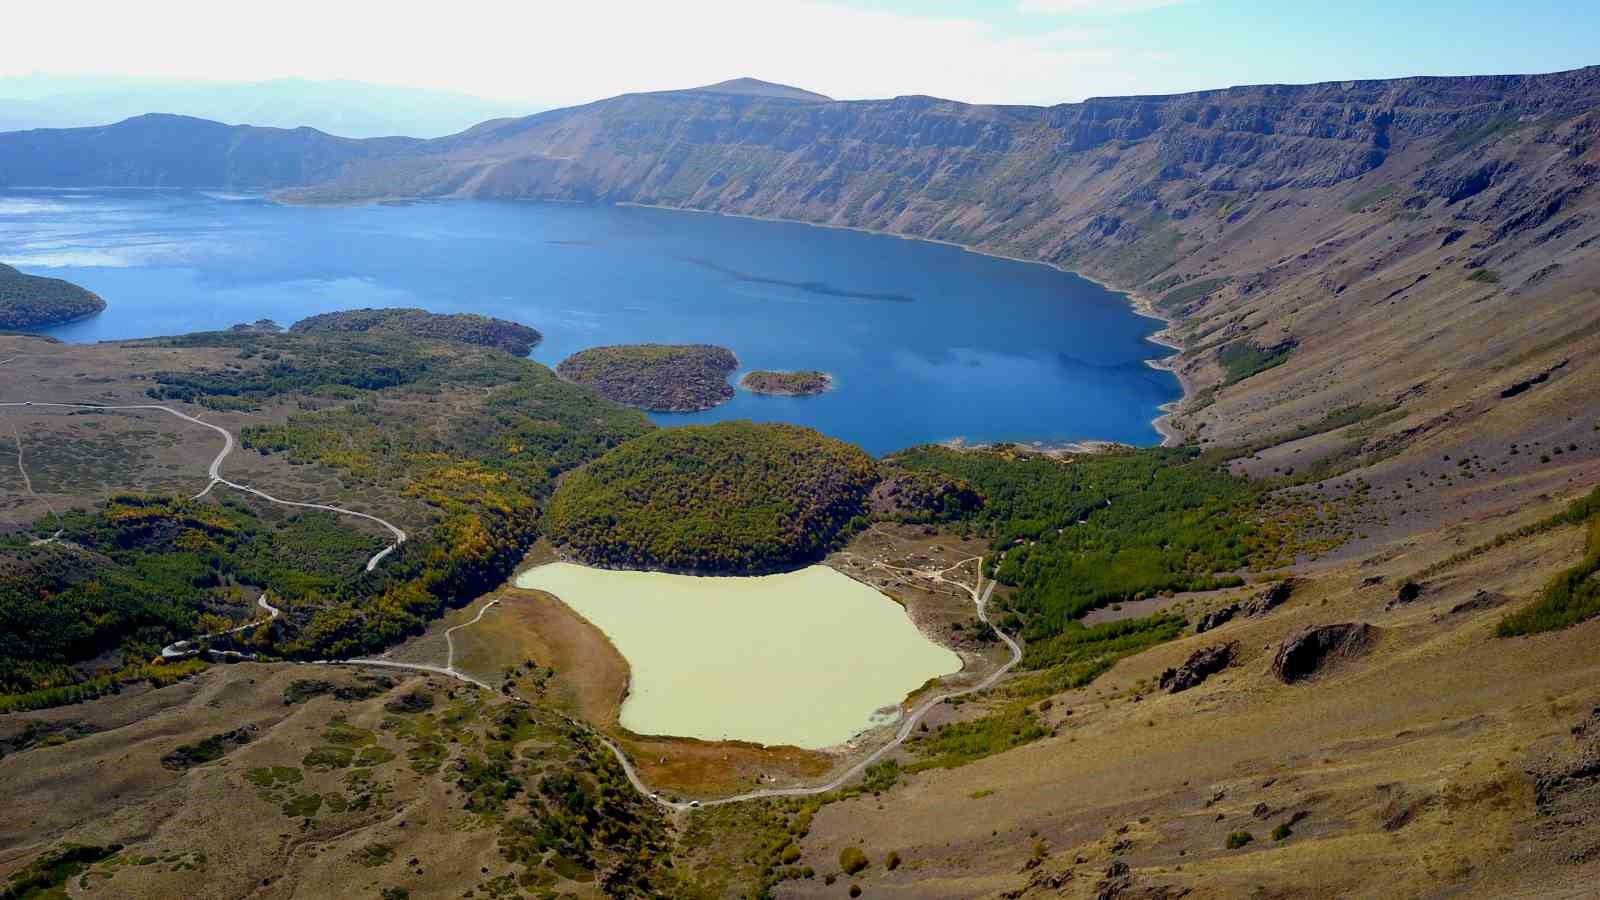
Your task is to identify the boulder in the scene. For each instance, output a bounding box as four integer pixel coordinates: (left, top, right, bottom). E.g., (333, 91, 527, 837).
(1533, 707, 1600, 814)
(1159, 643, 1237, 693)
(1242, 578, 1296, 616)
(1448, 590, 1509, 615)
(1195, 604, 1238, 633)
(1272, 623, 1377, 683)
(1196, 580, 1295, 634)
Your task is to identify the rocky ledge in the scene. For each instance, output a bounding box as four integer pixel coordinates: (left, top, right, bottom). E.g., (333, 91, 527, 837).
(1272, 623, 1378, 683)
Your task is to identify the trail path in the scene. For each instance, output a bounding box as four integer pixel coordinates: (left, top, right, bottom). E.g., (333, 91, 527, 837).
(0, 401, 405, 569)
(325, 598, 505, 691)
(5, 398, 1022, 808)
(598, 554, 1023, 809)
(6, 411, 65, 544)
(161, 594, 281, 659)
(322, 555, 1020, 809)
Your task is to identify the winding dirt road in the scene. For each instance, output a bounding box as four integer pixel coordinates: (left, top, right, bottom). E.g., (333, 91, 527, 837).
(0, 401, 406, 569)
(326, 598, 505, 691)
(326, 556, 1021, 810)
(161, 594, 281, 659)
(666, 556, 1022, 807)
(6, 397, 1023, 808)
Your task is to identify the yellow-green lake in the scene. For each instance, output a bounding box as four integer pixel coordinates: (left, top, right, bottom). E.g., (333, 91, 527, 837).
(512, 562, 962, 748)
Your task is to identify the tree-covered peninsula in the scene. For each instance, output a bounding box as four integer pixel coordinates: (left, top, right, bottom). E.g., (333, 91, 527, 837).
(288, 307, 542, 356)
(0, 263, 106, 330)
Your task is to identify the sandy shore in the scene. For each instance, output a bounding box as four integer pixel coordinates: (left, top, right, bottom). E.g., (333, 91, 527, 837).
(621, 202, 1195, 447)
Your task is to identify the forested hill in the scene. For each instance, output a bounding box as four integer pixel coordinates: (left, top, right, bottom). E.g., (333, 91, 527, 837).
(0, 263, 105, 329)
(289, 308, 542, 356)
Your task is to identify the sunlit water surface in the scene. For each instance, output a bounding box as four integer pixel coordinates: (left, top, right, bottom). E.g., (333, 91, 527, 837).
(0, 188, 1179, 453)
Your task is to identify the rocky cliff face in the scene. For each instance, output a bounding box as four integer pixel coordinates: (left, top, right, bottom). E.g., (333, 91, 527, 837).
(5, 71, 1598, 472)
(279, 69, 1600, 473)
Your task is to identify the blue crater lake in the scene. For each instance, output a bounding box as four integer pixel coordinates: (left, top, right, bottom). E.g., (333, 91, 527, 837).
(0, 189, 1179, 455)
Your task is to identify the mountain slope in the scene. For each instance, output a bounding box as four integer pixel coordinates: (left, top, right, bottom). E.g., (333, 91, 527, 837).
(0, 114, 420, 189)
(0, 75, 534, 138)
(664, 77, 832, 102)
(2, 69, 1597, 491)
(277, 67, 1600, 493)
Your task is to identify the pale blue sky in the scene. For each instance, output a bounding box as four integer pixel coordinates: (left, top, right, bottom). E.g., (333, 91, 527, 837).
(4, 0, 1595, 108)
(848, 0, 1596, 95)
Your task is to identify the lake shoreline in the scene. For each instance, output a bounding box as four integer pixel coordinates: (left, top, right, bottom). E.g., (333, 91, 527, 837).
(512, 560, 961, 749)
(618, 201, 1191, 447)
(27, 188, 1180, 450)
(273, 190, 1190, 446)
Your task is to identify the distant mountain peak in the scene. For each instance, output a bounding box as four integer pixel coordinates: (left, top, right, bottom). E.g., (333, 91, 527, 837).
(671, 78, 832, 102)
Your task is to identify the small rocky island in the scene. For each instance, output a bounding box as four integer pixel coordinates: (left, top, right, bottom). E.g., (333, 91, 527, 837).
(740, 369, 833, 396)
(556, 343, 738, 411)
(289, 307, 542, 356)
(0, 263, 106, 330)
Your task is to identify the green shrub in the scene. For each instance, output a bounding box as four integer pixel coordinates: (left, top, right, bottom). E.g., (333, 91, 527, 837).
(909, 706, 1047, 770)
(885, 850, 901, 870)
(245, 766, 303, 788)
(1468, 268, 1502, 284)
(1157, 276, 1232, 312)
(1218, 339, 1297, 385)
(161, 728, 251, 770)
(0, 843, 122, 898)
(282, 793, 323, 818)
(357, 843, 395, 867)
(1271, 823, 1293, 841)
(1225, 831, 1254, 849)
(1343, 183, 1398, 212)
(302, 746, 355, 770)
(1498, 514, 1600, 636)
(839, 846, 869, 875)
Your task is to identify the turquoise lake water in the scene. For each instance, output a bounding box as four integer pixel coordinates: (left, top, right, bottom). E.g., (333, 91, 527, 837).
(0, 189, 1179, 454)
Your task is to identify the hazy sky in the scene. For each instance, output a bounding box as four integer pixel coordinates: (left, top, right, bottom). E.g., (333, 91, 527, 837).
(8, 0, 1595, 109)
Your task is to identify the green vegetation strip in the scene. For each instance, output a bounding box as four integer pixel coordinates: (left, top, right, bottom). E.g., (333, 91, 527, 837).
(1217, 338, 1297, 385)
(1156, 276, 1232, 312)
(1499, 504, 1600, 637)
(1413, 485, 1600, 583)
